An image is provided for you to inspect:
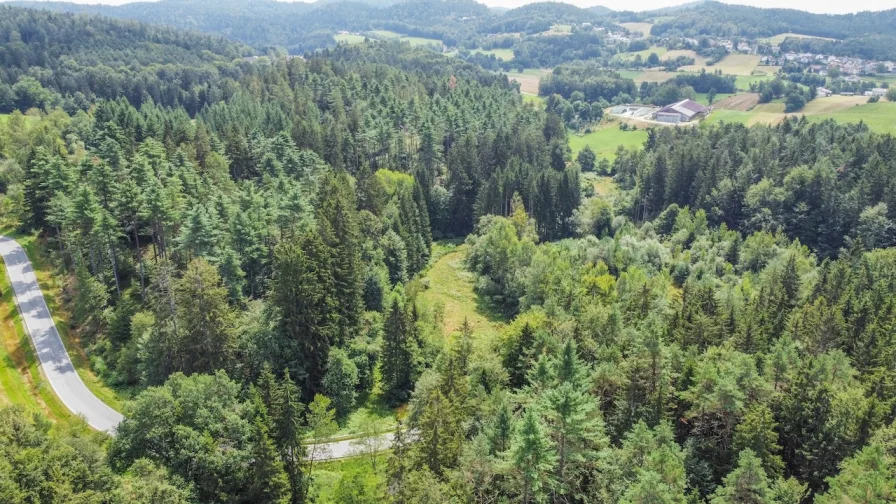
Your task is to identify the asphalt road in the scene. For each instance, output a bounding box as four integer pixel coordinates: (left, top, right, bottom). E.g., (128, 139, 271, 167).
(0, 236, 123, 433)
(0, 234, 399, 456)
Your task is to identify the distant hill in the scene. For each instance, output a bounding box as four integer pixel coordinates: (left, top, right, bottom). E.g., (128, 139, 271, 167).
(10, 0, 490, 52)
(0, 4, 251, 112)
(485, 2, 614, 34)
(651, 1, 896, 39)
(587, 5, 614, 16)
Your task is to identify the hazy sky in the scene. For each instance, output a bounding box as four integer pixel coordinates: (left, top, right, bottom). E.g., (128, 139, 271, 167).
(9, 0, 896, 14)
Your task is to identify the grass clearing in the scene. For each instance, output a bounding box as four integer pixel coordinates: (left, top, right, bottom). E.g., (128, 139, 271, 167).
(334, 33, 368, 45)
(630, 70, 679, 84)
(620, 22, 653, 37)
(663, 49, 707, 67)
(569, 124, 649, 161)
(705, 96, 896, 135)
(615, 45, 668, 62)
(583, 173, 619, 197)
(414, 242, 506, 340)
(735, 72, 777, 91)
(364, 30, 442, 48)
(681, 54, 761, 76)
(522, 93, 545, 107)
(472, 48, 514, 61)
(713, 93, 760, 111)
(695, 92, 734, 106)
(764, 32, 837, 46)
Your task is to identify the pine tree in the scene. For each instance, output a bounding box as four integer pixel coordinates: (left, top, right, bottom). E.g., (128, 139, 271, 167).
(271, 232, 338, 400)
(273, 371, 306, 504)
(732, 403, 784, 479)
(380, 292, 420, 405)
(316, 172, 363, 345)
(173, 258, 234, 375)
(710, 449, 772, 504)
(247, 390, 290, 504)
(507, 408, 557, 504)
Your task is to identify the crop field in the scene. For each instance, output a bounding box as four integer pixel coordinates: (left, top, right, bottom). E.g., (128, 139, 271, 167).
(628, 70, 679, 83)
(714, 93, 760, 111)
(620, 22, 653, 37)
(510, 68, 551, 94)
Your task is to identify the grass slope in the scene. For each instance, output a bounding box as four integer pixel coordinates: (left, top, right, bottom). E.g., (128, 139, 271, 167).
(569, 125, 648, 161)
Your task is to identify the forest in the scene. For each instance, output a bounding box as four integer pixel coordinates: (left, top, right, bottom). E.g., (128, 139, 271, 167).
(2, 3, 896, 504)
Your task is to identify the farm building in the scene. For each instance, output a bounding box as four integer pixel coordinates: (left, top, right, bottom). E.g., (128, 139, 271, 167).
(653, 99, 710, 124)
(817, 87, 833, 97)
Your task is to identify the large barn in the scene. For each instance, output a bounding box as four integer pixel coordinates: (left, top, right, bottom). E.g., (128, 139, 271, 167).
(654, 99, 710, 124)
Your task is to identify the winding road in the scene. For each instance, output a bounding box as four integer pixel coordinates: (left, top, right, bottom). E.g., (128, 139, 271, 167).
(0, 235, 395, 458)
(0, 235, 123, 432)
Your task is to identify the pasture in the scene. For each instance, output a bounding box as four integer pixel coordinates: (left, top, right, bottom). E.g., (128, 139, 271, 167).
(569, 124, 649, 161)
(764, 32, 837, 46)
(620, 22, 653, 38)
(681, 54, 761, 76)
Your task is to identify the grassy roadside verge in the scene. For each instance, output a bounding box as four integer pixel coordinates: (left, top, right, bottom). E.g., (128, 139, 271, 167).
(0, 223, 125, 413)
(0, 251, 77, 425)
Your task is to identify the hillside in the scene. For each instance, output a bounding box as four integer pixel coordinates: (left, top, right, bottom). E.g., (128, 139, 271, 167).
(0, 5, 251, 113)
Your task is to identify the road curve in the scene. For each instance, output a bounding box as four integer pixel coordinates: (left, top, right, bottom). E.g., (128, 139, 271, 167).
(0, 234, 397, 457)
(0, 235, 123, 433)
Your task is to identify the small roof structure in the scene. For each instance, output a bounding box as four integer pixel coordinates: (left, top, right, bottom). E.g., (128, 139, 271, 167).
(657, 99, 709, 122)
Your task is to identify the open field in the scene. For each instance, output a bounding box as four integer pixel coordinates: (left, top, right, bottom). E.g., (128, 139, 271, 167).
(706, 96, 896, 135)
(510, 68, 551, 94)
(628, 70, 679, 84)
(569, 124, 649, 161)
(734, 72, 777, 91)
(583, 173, 619, 197)
(695, 92, 735, 106)
(620, 22, 653, 37)
(522, 93, 545, 106)
(663, 49, 707, 67)
(472, 48, 514, 61)
(615, 45, 668, 62)
(681, 54, 761, 76)
(367, 30, 442, 47)
(414, 242, 506, 339)
(714, 93, 760, 111)
(334, 33, 368, 44)
(546, 23, 572, 34)
(764, 32, 837, 46)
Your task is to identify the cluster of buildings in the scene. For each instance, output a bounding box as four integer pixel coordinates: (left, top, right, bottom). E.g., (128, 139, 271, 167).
(761, 51, 895, 77)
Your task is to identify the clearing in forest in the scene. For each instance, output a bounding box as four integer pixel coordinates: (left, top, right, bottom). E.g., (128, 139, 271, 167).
(510, 68, 551, 95)
(415, 243, 506, 339)
(765, 32, 837, 46)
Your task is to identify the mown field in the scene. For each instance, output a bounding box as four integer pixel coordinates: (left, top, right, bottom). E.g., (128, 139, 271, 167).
(681, 53, 762, 76)
(764, 32, 837, 46)
(706, 96, 896, 135)
(334, 33, 368, 45)
(569, 124, 649, 161)
(615, 45, 668, 62)
(619, 22, 653, 37)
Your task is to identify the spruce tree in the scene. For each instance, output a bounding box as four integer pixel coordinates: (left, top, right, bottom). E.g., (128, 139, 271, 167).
(507, 408, 557, 504)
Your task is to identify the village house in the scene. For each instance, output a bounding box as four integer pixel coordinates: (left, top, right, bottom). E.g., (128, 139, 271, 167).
(817, 87, 833, 97)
